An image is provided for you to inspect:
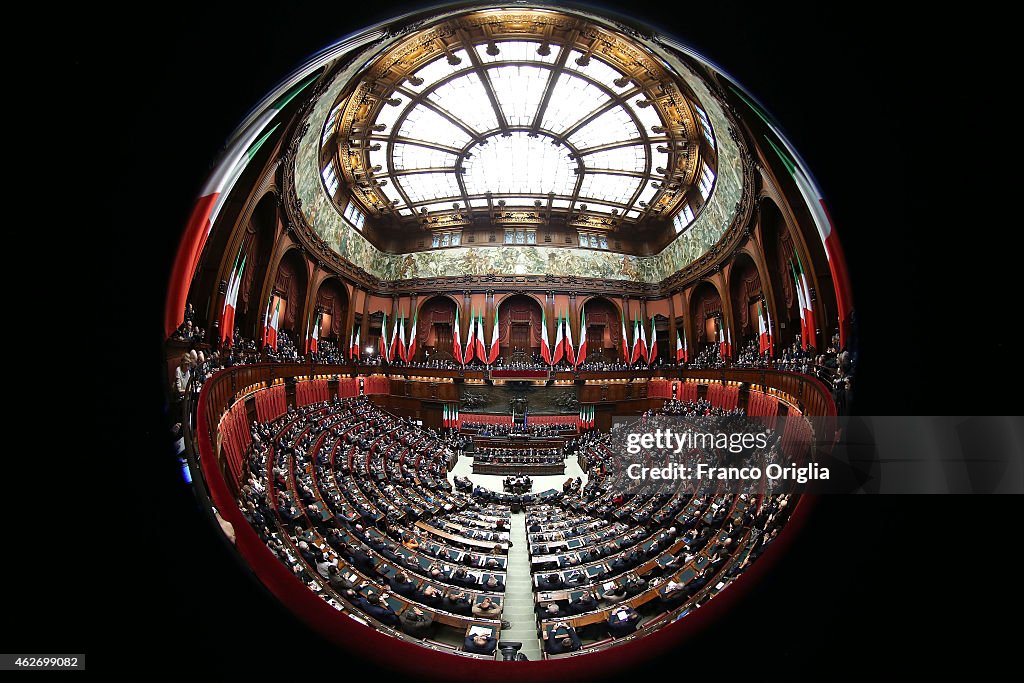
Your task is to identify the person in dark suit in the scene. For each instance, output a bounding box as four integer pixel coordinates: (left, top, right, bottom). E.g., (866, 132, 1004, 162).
(568, 590, 598, 615)
(388, 571, 417, 598)
(539, 573, 563, 590)
(463, 632, 497, 655)
(544, 622, 582, 654)
(607, 605, 640, 637)
(399, 606, 434, 638)
(415, 583, 444, 608)
(444, 590, 473, 616)
(358, 592, 399, 626)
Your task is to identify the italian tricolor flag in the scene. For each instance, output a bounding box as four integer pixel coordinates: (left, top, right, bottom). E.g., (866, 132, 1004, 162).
(563, 313, 575, 366)
(793, 254, 816, 350)
(539, 309, 552, 365)
(552, 312, 565, 364)
(676, 327, 688, 363)
(758, 301, 772, 356)
(349, 327, 360, 360)
(308, 312, 320, 354)
(379, 311, 389, 359)
(474, 312, 486, 362)
(387, 309, 400, 362)
(406, 312, 418, 362)
(719, 321, 732, 360)
(574, 309, 587, 368)
(731, 84, 853, 348)
(165, 74, 319, 338)
(219, 249, 246, 343)
(648, 316, 657, 364)
(396, 312, 407, 362)
(630, 317, 643, 364)
(464, 308, 476, 364)
(621, 310, 630, 361)
(453, 308, 463, 365)
(487, 308, 500, 364)
(264, 298, 280, 350)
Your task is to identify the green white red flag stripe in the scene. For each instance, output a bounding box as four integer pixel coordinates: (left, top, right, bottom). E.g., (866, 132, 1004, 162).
(574, 308, 587, 368)
(564, 313, 575, 366)
(407, 311, 418, 361)
(220, 249, 246, 343)
(540, 309, 551, 364)
(621, 310, 629, 361)
(166, 73, 321, 337)
(648, 316, 657, 365)
(474, 312, 486, 362)
(464, 308, 476, 364)
(453, 307, 463, 365)
(487, 308, 500, 364)
(729, 84, 853, 348)
(379, 311, 389, 359)
(552, 312, 565, 364)
(387, 309, 400, 362)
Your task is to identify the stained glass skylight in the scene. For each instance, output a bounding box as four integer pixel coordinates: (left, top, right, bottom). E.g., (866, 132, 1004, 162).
(361, 38, 702, 218)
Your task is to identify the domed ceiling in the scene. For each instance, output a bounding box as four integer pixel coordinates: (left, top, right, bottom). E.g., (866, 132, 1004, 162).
(288, 4, 747, 283)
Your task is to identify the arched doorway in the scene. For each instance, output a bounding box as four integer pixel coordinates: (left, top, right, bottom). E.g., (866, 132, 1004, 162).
(690, 281, 724, 353)
(267, 249, 309, 351)
(760, 197, 799, 350)
(729, 253, 763, 354)
(495, 294, 544, 362)
(416, 295, 458, 362)
(313, 278, 348, 352)
(236, 193, 278, 341)
(579, 296, 621, 362)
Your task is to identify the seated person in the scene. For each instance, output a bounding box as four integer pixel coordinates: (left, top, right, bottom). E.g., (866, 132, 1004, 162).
(416, 584, 444, 608)
(658, 579, 689, 608)
(357, 591, 399, 626)
(472, 596, 502, 619)
(601, 581, 627, 603)
(388, 571, 417, 598)
(538, 573, 564, 590)
(327, 565, 356, 592)
(463, 632, 497, 655)
(398, 606, 434, 638)
(568, 590, 598, 615)
(543, 622, 582, 655)
(621, 575, 646, 597)
(443, 590, 473, 616)
(540, 602, 563, 619)
(607, 605, 640, 637)
(483, 574, 504, 592)
(453, 568, 477, 588)
(562, 570, 585, 587)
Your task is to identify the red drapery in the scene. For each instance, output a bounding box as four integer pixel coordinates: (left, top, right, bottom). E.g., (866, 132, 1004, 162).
(219, 400, 252, 490)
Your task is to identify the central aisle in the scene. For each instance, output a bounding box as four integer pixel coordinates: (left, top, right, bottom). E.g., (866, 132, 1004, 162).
(500, 511, 542, 660)
(446, 451, 591, 660)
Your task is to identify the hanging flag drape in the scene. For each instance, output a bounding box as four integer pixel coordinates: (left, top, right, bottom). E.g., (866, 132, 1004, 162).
(406, 311, 418, 361)
(621, 310, 630, 361)
(475, 312, 487, 362)
(487, 307, 500, 364)
(540, 308, 552, 365)
(648, 316, 657, 364)
(464, 308, 476, 364)
(552, 312, 565, 364)
(575, 308, 587, 368)
(453, 307, 463, 365)
(219, 250, 246, 343)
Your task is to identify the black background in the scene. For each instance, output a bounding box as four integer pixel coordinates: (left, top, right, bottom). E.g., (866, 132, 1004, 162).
(47, 0, 1019, 675)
